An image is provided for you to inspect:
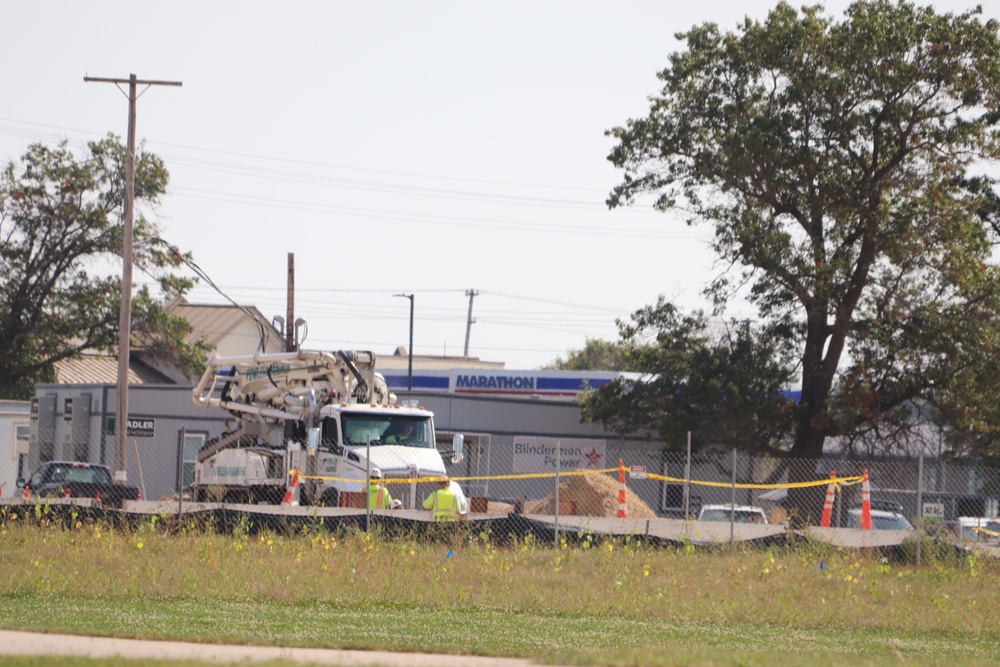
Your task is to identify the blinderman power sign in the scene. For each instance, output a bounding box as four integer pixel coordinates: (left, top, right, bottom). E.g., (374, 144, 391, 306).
(512, 436, 606, 473)
(104, 417, 155, 437)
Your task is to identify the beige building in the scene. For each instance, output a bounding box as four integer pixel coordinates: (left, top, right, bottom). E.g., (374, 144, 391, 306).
(54, 299, 286, 385)
(53, 301, 502, 386)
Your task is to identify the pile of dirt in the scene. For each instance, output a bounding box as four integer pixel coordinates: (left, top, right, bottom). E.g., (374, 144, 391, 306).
(524, 472, 657, 518)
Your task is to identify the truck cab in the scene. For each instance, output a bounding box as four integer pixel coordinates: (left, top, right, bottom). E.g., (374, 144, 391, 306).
(305, 403, 451, 508)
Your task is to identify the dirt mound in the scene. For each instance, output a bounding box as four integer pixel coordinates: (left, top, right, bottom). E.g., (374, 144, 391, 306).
(525, 472, 657, 518)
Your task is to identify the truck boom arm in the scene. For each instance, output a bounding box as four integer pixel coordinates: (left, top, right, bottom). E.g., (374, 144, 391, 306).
(192, 349, 394, 424)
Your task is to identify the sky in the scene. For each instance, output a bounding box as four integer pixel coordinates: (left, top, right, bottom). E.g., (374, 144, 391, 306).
(2, 1, 997, 370)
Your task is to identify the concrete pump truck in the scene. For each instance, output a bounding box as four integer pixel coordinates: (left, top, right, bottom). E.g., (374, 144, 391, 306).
(190, 349, 463, 507)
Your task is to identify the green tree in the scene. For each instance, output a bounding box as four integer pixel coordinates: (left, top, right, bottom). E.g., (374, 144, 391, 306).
(545, 337, 637, 371)
(0, 136, 212, 399)
(579, 299, 798, 453)
(605, 1, 1000, 466)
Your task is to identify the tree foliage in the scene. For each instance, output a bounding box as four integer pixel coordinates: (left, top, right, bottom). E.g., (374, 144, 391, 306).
(545, 338, 638, 371)
(0, 136, 211, 399)
(605, 1, 1000, 460)
(578, 299, 798, 453)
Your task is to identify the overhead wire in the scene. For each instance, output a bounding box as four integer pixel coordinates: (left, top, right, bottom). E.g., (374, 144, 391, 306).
(152, 238, 274, 353)
(0, 116, 705, 361)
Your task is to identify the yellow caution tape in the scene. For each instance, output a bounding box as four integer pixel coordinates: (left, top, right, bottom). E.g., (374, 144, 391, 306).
(292, 465, 862, 491)
(644, 472, 864, 490)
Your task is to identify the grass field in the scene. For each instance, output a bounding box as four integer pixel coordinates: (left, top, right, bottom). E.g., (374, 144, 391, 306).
(0, 506, 998, 666)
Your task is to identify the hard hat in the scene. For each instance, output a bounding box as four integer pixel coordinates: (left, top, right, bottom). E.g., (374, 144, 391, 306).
(370, 467, 383, 479)
(391, 499, 403, 510)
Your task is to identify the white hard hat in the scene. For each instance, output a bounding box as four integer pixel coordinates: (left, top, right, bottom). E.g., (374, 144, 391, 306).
(370, 467, 383, 479)
(391, 499, 403, 509)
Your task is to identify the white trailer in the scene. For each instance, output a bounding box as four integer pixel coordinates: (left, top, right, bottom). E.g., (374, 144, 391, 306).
(0, 401, 31, 498)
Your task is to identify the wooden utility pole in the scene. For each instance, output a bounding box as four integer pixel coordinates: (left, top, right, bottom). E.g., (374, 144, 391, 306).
(286, 253, 296, 351)
(85, 73, 181, 484)
(463, 289, 479, 357)
(394, 294, 414, 390)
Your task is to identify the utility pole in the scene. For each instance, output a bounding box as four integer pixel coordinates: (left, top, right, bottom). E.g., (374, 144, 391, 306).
(286, 253, 295, 352)
(394, 294, 414, 390)
(463, 289, 479, 357)
(85, 73, 181, 485)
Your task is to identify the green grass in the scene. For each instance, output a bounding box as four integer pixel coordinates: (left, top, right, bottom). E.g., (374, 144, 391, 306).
(0, 507, 998, 666)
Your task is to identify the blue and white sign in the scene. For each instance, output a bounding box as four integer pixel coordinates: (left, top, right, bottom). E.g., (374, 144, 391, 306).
(381, 369, 622, 397)
(512, 436, 607, 473)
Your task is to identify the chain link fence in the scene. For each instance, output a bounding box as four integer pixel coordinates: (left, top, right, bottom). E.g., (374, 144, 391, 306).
(6, 418, 1000, 548)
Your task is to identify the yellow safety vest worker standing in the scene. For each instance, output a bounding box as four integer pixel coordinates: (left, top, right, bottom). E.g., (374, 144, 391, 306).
(367, 468, 393, 509)
(423, 479, 459, 521)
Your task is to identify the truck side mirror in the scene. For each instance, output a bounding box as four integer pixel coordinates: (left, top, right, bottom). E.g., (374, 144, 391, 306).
(451, 434, 464, 464)
(307, 427, 320, 455)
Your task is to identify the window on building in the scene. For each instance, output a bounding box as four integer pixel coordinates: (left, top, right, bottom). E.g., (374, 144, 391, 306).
(180, 432, 206, 491)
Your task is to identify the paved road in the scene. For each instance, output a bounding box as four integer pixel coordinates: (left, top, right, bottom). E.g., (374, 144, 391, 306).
(0, 630, 536, 666)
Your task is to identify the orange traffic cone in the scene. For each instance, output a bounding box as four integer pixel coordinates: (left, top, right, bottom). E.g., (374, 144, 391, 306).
(281, 468, 302, 506)
(820, 471, 837, 528)
(22, 485, 30, 502)
(860, 469, 872, 530)
(617, 459, 628, 519)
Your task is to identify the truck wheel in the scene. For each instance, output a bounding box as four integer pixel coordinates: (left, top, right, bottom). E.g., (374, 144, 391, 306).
(223, 490, 249, 505)
(320, 489, 339, 507)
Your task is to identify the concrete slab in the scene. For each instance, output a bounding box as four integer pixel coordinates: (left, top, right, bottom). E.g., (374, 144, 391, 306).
(802, 526, 911, 548)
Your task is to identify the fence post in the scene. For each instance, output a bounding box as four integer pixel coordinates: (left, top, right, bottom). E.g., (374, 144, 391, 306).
(554, 440, 560, 547)
(916, 450, 924, 566)
(730, 448, 736, 554)
(366, 436, 371, 533)
(177, 425, 186, 516)
(684, 432, 691, 520)
(617, 459, 628, 519)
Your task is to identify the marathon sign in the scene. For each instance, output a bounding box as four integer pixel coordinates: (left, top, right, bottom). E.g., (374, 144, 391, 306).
(512, 436, 606, 473)
(456, 374, 535, 392)
(104, 417, 155, 437)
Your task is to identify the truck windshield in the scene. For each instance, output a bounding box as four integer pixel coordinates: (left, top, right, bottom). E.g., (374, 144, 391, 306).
(339, 415, 434, 449)
(43, 464, 113, 485)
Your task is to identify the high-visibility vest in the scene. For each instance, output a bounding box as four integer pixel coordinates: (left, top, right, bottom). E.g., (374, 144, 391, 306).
(424, 488, 459, 521)
(368, 483, 392, 509)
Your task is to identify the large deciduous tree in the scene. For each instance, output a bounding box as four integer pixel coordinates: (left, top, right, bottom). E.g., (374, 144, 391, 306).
(605, 1, 1000, 470)
(0, 136, 211, 399)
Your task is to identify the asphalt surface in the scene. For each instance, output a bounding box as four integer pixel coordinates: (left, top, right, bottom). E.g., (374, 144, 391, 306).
(0, 630, 536, 666)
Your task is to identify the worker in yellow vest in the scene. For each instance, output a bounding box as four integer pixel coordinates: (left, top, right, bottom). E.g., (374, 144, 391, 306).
(423, 477, 460, 521)
(367, 468, 394, 510)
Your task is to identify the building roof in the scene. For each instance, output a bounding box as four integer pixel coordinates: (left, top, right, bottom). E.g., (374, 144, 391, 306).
(54, 352, 174, 385)
(166, 298, 284, 350)
(377, 346, 504, 371)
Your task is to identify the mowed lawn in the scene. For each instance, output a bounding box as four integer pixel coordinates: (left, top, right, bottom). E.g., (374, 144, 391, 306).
(0, 509, 997, 667)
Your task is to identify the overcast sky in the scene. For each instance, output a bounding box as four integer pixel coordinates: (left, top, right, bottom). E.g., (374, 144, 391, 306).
(2, 1, 996, 369)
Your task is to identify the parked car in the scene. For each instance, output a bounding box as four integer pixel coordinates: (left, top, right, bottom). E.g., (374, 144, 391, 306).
(698, 504, 769, 524)
(846, 508, 913, 531)
(950, 517, 1000, 544)
(17, 461, 139, 509)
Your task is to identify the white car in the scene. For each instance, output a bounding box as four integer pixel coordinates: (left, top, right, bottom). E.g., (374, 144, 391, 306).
(698, 504, 769, 524)
(952, 517, 1000, 543)
(847, 508, 913, 531)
